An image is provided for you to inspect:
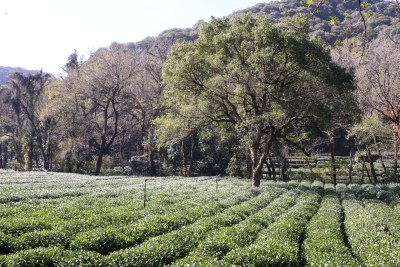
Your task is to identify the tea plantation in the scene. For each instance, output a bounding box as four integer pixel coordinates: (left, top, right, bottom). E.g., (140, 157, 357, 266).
(0, 170, 400, 266)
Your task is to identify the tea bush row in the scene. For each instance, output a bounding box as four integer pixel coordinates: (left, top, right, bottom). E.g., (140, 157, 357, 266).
(343, 199, 400, 266)
(0, 247, 104, 267)
(302, 194, 359, 266)
(171, 189, 300, 266)
(0, 179, 253, 254)
(363, 199, 400, 241)
(221, 190, 321, 266)
(104, 189, 284, 266)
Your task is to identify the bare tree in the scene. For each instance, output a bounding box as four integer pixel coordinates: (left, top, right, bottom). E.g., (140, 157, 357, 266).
(138, 38, 174, 175)
(7, 71, 51, 170)
(355, 35, 400, 181)
(79, 44, 140, 175)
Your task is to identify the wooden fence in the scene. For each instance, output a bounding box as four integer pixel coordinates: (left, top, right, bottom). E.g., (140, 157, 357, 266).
(263, 152, 399, 184)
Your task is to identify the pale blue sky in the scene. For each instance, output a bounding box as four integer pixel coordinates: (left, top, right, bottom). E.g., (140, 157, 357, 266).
(0, 0, 265, 74)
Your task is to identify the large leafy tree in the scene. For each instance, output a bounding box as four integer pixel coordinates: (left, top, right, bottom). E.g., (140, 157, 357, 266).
(158, 14, 355, 186)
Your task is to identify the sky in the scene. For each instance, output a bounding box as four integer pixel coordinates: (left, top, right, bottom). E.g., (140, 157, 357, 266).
(0, 0, 264, 74)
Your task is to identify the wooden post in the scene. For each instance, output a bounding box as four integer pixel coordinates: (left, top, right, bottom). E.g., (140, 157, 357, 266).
(144, 179, 148, 208)
(349, 151, 353, 183)
(216, 178, 219, 193)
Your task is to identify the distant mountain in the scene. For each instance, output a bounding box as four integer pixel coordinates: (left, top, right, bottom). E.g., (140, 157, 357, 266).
(0, 66, 35, 85)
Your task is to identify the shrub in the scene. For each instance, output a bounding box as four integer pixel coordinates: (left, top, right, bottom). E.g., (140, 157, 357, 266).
(376, 190, 395, 203)
(0, 233, 13, 255)
(324, 183, 336, 194)
(57, 250, 105, 267)
(70, 226, 132, 254)
(3, 246, 65, 266)
(3, 247, 105, 266)
(310, 180, 324, 194)
(0, 217, 52, 236)
(15, 229, 71, 251)
(360, 184, 380, 198)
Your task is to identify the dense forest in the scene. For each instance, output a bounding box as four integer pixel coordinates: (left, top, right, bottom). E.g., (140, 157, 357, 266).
(0, 0, 400, 187)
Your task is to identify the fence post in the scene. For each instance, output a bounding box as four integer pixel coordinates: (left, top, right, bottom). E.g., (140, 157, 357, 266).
(144, 179, 148, 208)
(349, 151, 353, 183)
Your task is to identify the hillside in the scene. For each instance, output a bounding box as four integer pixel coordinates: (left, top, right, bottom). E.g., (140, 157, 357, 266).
(0, 66, 34, 84)
(132, 0, 399, 50)
(236, 0, 400, 45)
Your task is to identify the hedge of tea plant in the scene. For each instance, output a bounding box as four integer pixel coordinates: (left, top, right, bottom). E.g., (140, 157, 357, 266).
(363, 199, 400, 241)
(105, 189, 284, 266)
(302, 194, 359, 266)
(172, 190, 300, 266)
(343, 199, 400, 266)
(1, 171, 400, 266)
(0, 175, 253, 254)
(222, 190, 321, 266)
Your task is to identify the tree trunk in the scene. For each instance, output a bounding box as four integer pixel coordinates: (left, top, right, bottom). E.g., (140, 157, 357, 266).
(269, 156, 276, 181)
(118, 136, 126, 173)
(35, 152, 40, 169)
(361, 161, 365, 183)
(37, 132, 51, 171)
(326, 132, 337, 185)
(0, 144, 2, 169)
(180, 140, 188, 177)
(349, 151, 353, 183)
(76, 162, 82, 174)
(95, 152, 104, 176)
(146, 128, 156, 176)
(15, 142, 23, 166)
(252, 164, 263, 187)
(3, 146, 7, 169)
(119, 136, 125, 162)
(394, 129, 399, 182)
(378, 149, 388, 179)
(265, 159, 272, 180)
(305, 156, 313, 172)
(50, 146, 53, 171)
(24, 133, 34, 171)
(45, 132, 51, 171)
(372, 135, 388, 180)
(65, 152, 73, 173)
(187, 135, 195, 177)
(279, 145, 289, 181)
(94, 137, 107, 176)
(249, 146, 266, 187)
(391, 124, 400, 182)
(362, 160, 373, 184)
(43, 156, 49, 171)
(367, 149, 378, 184)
